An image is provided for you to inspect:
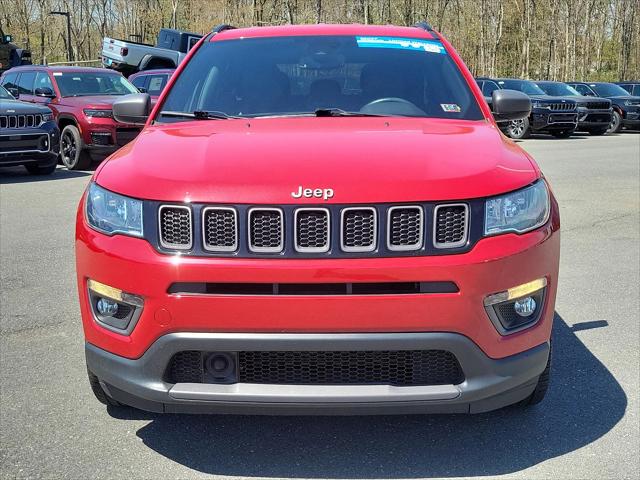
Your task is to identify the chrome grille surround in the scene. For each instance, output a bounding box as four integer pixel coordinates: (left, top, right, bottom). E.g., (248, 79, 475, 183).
(433, 203, 469, 249)
(0, 114, 44, 130)
(248, 208, 284, 253)
(341, 207, 377, 252)
(294, 208, 330, 253)
(387, 206, 424, 251)
(158, 205, 192, 250)
(202, 207, 238, 252)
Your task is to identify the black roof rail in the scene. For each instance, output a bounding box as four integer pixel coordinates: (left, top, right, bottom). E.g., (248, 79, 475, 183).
(211, 24, 236, 34)
(414, 21, 434, 32)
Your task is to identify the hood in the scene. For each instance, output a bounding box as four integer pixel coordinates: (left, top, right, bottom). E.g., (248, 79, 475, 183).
(58, 95, 124, 109)
(0, 99, 53, 115)
(606, 95, 640, 104)
(95, 117, 540, 204)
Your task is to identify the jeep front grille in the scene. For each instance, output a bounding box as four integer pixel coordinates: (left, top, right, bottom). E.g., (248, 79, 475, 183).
(0, 114, 44, 129)
(295, 208, 330, 252)
(203, 207, 237, 252)
(342, 207, 376, 252)
(434, 204, 469, 248)
(585, 101, 610, 110)
(548, 103, 575, 111)
(387, 206, 424, 251)
(159, 205, 192, 250)
(248, 208, 284, 252)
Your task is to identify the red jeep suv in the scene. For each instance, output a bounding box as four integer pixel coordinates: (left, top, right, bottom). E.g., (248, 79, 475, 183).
(77, 23, 560, 415)
(1, 66, 141, 169)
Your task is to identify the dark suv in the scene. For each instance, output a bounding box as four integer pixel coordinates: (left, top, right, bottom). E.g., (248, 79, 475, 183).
(534, 81, 612, 135)
(0, 84, 59, 174)
(0, 66, 141, 169)
(615, 82, 640, 96)
(477, 78, 578, 139)
(568, 82, 640, 133)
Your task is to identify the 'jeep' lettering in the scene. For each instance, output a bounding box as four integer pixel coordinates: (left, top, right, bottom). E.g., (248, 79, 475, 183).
(291, 186, 334, 200)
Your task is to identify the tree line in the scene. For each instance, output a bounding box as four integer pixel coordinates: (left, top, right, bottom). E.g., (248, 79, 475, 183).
(1, 0, 638, 81)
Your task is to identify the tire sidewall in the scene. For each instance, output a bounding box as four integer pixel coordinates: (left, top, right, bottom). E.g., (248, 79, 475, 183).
(60, 125, 83, 169)
(607, 110, 622, 134)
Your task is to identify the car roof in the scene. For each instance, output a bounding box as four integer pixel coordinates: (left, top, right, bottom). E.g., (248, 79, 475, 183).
(7, 65, 121, 74)
(213, 23, 436, 41)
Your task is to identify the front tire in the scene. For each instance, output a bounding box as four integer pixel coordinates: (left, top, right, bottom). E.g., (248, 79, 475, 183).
(607, 110, 623, 134)
(506, 117, 531, 139)
(87, 368, 123, 407)
(520, 343, 551, 407)
(60, 125, 92, 170)
(25, 162, 56, 175)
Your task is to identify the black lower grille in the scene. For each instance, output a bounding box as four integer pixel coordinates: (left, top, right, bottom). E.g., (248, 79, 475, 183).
(167, 349, 464, 386)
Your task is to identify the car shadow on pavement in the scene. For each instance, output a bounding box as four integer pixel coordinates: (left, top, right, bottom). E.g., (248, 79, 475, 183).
(124, 313, 626, 478)
(0, 166, 92, 184)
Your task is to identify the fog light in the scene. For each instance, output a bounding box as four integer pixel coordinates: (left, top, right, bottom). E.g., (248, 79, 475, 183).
(204, 353, 237, 383)
(514, 296, 537, 317)
(96, 298, 118, 317)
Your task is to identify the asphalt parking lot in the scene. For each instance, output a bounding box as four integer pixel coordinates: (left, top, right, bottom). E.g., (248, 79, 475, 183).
(1, 133, 639, 480)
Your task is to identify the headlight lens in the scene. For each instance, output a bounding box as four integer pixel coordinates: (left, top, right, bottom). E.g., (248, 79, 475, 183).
(86, 183, 143, 237)
(531, 101, 549, 109)
(485, 180, 550, 235)
(83, 108, 113, 118)
(41, 112, 54, 122)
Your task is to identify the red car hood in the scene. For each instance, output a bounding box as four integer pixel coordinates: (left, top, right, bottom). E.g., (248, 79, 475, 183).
(59, 95, 124, 109)
(96, 117, 539, 204)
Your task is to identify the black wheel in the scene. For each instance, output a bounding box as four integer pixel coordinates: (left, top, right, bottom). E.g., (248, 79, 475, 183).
(607, 110, 622, 134)
(87, 368, 123, 407)
(60, 125, 92, 170)
(520, 343, 551, 406)
(506, 117, 531, 139)
(551, 130, 573, 138)
(588, 127, 609, 136)
(25, 162, 56, 175)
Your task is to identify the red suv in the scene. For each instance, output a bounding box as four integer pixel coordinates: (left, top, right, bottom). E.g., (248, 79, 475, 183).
(77, 24, 560, 415)
(0, 66, 141, 169)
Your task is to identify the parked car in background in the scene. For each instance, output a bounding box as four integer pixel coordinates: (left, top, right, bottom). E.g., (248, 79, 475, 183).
(477, 77, 578, 139)
(0, 66, 142, 169)
(568, 82, 640, 133)
(0, 25, 31, 73)
(128, 68, 174, 100)
(615, 82, 640, 96)
(102, 29, 201, 76)
(0, 84, 59, 175)
(534, 81, 612, 135)
(475, 77, 508, 124)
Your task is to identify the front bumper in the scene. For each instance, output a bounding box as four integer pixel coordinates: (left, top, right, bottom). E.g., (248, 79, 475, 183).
(531, 110, 577, 131)
(80, 116, 141, 153)
(0, 123, 60, 166)
(577, 110, 612, 128)
(86, 333, 550, 414)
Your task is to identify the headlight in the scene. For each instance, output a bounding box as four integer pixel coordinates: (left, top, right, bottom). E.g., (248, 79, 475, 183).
(531, 101, 549, 109)
(485, 180, 550, 235)
(85, 183, 143, 237)
(41, 112, 54, 122)
(83, 109, 113, 118)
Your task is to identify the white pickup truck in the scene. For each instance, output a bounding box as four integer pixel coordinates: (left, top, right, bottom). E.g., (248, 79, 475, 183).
(101, 28, 202, 76)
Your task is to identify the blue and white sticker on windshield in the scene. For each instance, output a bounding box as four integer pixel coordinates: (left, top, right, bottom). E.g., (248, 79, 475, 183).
(356, 36, 446, 54)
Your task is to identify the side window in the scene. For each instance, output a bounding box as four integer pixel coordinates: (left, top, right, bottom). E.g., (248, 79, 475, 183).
(482, 81, 500, 96)
(633, 85, 640, 96)
(130, 75, 147, 90)
(1, 72, 19, 90)
(17, 71, 36, 94)
(573, 84, 593, 96)
(35, 72, 54, 92)
(147, 74, 168, 95)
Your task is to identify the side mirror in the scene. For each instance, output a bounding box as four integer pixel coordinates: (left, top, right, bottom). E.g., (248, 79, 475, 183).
(491, 89, 531, 122)
(35, 87, 55, 98)
(113, 93, 151, 125)
(7, 87, 20, 98)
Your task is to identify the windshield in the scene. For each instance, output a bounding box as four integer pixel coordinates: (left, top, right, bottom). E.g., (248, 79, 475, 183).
(159, 35, 483, 121)
(55, 72, 138, 97)
(537, 82, 580, 96)
(590, 83, 631, 97)
(497, 79, 546, 95)
(0, 85, 13, 99)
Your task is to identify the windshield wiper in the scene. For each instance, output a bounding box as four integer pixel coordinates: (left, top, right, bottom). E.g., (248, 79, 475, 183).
(313, 108, 388, 117)
(159, 110, 239, 120)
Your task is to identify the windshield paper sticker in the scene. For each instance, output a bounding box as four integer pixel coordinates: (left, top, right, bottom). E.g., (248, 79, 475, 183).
(441, 104, 461, 113)
(356, 36, 446, 54)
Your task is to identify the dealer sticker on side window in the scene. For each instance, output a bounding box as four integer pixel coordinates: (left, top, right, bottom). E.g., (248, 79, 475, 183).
(356, 36, 447, 54)
(441, 104, 461, 113)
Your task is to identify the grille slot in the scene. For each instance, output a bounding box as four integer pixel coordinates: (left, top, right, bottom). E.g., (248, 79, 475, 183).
(248, 208, 284, 253)
(434, 204, 469, 249)
(0, 114, 43, 129)
(341, 207, 377, 252)
(167, 350, 465, 386)
(547, 102, 575, 111)
(387, 206, 423, 251)
(159, 205, 192, 250)
(295, 208, 330, 252)
(203, 207, 238, 252)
